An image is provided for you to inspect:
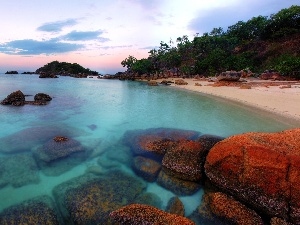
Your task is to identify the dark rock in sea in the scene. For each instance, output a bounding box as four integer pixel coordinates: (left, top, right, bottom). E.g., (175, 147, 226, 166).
(166, 196, 185, 216)
(205, 192, 264, 225)
(1, 90, 25, 106)
(34, 93, 52, 102)
(33, 137, 90, 176)
(5, 70, 18, 74)
(162, 140, 204, 182)
(123, 127, 200, 159)
(39, 72, 58, 78)
(157, 169, 200, 196)
(0, 125, 86, 153)
(53, 169, 147, 224)
(0, 195, 61, 225)
(87, 124, 97, 131)
(204, 128, 300, 224)
(132, 156, 161, 182)
(134, 192, 162, 208)
(0, 153, 39, 188)
(33, 137, 84, 162)
(109, 204, 195, 225)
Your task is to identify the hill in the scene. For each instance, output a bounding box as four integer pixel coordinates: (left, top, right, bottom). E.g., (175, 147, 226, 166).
(35, 61, 98, 77)
(121, 5, 300, 79)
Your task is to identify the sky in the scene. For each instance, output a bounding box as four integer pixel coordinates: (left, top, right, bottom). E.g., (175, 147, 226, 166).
(0, 0, 298, 74)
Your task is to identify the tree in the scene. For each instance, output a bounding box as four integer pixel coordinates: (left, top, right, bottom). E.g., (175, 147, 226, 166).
(121, 55, 137, 71)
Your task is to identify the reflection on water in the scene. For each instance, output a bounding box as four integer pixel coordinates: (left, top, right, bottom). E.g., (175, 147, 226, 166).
(0, 74, 296, 224)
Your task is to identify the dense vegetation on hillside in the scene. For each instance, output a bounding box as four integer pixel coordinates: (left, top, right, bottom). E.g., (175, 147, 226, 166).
(122, 5, 300, 78)
(35, 61, 98, 75)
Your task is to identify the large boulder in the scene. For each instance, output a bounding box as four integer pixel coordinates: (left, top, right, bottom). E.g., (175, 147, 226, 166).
(204, 128, 300, 224)
(109, 204, 195, 225)
(123, 128, 200, 158)
(217, 71, 241, 81)
(53, 170, 147, 224)
(162, 140, 203, 182)
(1, 90, 25, 106)
(205, 192, 264, 225)
(0, 195, 61, 224)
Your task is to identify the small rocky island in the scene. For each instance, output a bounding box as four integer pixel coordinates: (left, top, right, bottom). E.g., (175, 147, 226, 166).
(5, 71, 18, 74)
(1, 90, 52, 106)
(35, 60, 98, 78)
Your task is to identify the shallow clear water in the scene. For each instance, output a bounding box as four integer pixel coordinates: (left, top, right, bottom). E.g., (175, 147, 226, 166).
(0, 74, 296, 222)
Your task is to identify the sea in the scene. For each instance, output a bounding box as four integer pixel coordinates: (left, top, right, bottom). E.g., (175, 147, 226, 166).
(0, 74, 297, 223)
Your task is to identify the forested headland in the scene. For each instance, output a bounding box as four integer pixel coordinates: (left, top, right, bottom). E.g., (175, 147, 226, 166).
(121, 5, 300, 79)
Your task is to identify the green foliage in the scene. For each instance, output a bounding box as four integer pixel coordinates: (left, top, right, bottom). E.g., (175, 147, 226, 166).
(121, 5, 300, 78)
(268, 54, 300, 77)
(36, 60, 97, 75)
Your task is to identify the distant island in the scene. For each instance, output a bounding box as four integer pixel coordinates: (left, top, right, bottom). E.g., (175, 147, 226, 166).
(5, 71, 18, 74)
(35, 60, 99, 78)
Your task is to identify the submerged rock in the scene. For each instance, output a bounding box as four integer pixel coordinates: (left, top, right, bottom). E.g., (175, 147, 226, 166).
(0, 125, 86, 153)
(0, 195, 60, 225)
(133, 156, 161, 182)
(110, 203, 195, 225)
(0, 153, 39, 188)
(123, 127, 200, 158)
(166, 196, 185, 216)
(157, 169, 200, 196)
(204, 128, 300, 224)
(33, 137, 90, 176)
(53, 169, 147, 224)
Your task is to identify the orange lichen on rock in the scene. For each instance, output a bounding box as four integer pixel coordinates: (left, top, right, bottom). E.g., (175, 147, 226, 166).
(109, 203, 195, 225)
(207, 192, 264, 225)
(162, 140, 203, 181)
(205, 128, 300, 223)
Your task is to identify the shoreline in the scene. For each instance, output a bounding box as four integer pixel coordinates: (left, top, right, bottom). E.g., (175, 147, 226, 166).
(154, 78, 300, 127)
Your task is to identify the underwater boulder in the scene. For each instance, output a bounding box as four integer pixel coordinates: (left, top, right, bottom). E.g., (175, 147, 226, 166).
(132, 156, 161, 182)
(109, 203, 195, 225)
(53, 169, 147, 224)
(0, 195, 61, 224)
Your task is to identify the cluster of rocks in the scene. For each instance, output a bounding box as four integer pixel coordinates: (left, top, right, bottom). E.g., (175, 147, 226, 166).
(1, 90, 52, 106)
(260, 70, 283, 80)
(123, 128, 223, 196)
(120, 127, 300, 224)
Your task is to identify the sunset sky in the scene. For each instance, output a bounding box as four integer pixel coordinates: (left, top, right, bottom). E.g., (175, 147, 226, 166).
(0, 0, 298, 74)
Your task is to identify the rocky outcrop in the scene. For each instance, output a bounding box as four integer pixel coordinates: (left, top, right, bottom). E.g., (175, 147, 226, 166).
(1, 90, 25, 106)
(260, 70, 283, 80)
(34, 93, 52, 102)
(204, 128, 300, 224)
(217, 71, 241, 81)
(1, 90, 52, 106)
(109, 204, 195, 225)
(39, 72, 58, 78)
(205, 192, 264, 225)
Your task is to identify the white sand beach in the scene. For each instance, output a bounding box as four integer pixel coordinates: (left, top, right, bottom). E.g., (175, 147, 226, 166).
(158, 78, 300, 122)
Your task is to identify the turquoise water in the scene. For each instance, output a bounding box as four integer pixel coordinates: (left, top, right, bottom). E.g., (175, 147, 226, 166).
(0, 74, 296, 222)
